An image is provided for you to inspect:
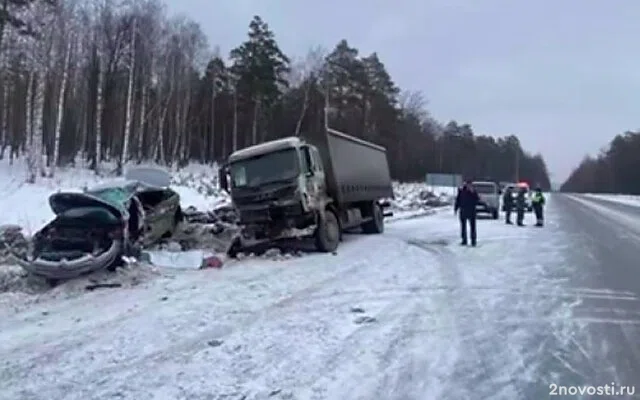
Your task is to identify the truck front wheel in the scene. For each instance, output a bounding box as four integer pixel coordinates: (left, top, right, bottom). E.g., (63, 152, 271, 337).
(315, 210, 340, 253)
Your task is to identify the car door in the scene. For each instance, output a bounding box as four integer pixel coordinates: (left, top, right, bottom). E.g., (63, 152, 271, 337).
(140, 189, 177, 244)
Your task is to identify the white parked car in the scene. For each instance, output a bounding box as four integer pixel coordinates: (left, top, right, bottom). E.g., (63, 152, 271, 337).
(471, 181, 500, 219)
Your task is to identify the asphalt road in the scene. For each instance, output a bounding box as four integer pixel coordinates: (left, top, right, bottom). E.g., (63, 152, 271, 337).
(549, 194, 640, 398)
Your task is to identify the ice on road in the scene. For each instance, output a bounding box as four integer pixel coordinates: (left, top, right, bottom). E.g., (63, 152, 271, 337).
(1, 196, 639, 399)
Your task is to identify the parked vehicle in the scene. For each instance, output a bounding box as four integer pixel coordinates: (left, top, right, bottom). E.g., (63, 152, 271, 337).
(11, 167, 183, 280)
(219, 127, 394, 256)
(502, 182, 533, 212)
(471, 181, 501, 219)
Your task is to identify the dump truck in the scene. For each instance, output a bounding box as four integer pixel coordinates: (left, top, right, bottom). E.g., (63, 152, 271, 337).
(218, 127, 394, 256)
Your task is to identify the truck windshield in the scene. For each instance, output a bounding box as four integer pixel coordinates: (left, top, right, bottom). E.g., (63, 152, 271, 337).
(473, 183, 496, 194)
(229, 148, 299, 188)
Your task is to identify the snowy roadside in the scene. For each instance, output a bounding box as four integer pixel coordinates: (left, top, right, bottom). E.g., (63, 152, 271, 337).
(0, 198, 588, 399)
(583, 193, 640, 208)
(0, 222, 448, 400)
(0, 160, 453, 312)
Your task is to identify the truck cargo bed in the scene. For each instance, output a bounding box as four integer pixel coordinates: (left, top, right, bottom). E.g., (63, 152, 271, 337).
(306, 128, 394, 204)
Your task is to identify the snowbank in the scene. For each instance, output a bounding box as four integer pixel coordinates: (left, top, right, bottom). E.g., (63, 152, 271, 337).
(583, 193, 640, 207)
(388, 182, 455, 220)
(0, 158, 229, 235)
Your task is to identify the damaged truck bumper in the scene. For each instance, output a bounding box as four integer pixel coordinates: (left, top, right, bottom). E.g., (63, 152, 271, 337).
(10, 240, 123, 280)
(236, 225, 317, 247)
(228, 202, 318, 255)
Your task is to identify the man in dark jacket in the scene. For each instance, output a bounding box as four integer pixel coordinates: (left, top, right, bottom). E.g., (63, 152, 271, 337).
(502, 186, 514, 224)
(454, 181, 480, 246)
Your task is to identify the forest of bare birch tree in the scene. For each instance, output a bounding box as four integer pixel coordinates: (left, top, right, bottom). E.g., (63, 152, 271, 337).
(0, 0, 551, 188)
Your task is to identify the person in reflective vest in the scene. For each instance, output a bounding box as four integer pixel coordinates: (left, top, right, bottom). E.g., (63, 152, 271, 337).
(531, 187, 546, 226)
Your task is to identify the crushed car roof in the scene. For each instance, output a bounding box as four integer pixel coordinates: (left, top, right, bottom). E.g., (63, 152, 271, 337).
(48, 167, 174, 217)
(125, 166, 171, 188)
(48, 191, 127, 218)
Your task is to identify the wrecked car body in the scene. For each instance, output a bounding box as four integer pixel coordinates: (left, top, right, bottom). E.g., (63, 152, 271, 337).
(10, 167, 183, 280)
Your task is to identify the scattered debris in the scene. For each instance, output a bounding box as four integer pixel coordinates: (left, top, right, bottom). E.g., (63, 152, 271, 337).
(354, 315, 377, 324)
(144, 250, 216, 270)
(201, 255, 223, 269)
(163, 241, 183, 252)
(0, 224, 29, 262)
(85, 282, 122, 291)
(207, 339, 224, 347)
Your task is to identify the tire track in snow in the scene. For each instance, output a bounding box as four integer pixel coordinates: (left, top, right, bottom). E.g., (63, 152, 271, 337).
(0, 256, 372, 391)
(0, 236, 427, 400)
(0, 237, 379, 357)
(63, 240, 439, 400)
(404, 239, 518, 399)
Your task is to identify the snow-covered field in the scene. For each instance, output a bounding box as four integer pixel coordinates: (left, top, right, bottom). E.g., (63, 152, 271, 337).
(583, 193, 640, 207)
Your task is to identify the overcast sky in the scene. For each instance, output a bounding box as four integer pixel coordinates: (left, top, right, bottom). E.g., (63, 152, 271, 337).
(164, 0, 640, 182)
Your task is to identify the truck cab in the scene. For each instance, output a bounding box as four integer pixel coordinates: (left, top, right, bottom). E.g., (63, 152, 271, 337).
(220, 137, 326, 238)
(219, 130, 393, 256)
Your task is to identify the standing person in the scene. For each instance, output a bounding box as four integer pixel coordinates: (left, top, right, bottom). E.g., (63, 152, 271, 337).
(515, 186, 527, 226)
(531, 186, 546, 226)
(502, 186, 514, 224)
(454, 181, 480, 246)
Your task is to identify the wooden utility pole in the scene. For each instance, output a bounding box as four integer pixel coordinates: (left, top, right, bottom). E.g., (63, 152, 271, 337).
(515, 150, 520, 182)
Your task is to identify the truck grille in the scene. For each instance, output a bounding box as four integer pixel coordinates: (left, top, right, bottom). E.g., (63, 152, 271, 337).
(239, 204, 303, 223)
(234, 185, 296, 205)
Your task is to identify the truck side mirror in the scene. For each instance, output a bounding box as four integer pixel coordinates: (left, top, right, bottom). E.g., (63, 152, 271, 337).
(218, 165, 229, 192)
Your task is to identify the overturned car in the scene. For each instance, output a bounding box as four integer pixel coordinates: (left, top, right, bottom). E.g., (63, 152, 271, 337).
(11, 167, 183, 280)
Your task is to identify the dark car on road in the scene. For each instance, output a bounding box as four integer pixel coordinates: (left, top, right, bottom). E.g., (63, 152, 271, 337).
(502, 182, 533, 212)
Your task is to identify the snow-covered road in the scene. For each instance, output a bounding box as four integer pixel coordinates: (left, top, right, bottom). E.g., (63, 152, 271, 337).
(2, 196, 639, 399)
